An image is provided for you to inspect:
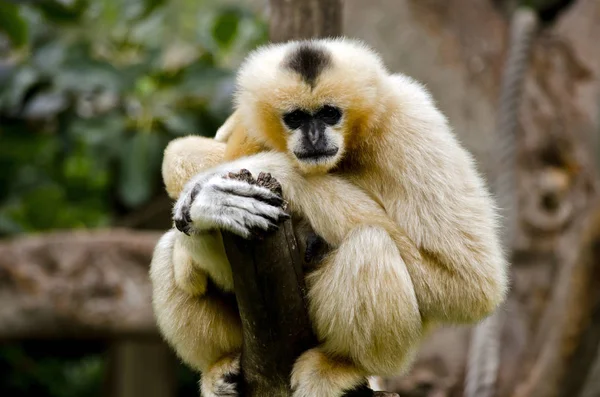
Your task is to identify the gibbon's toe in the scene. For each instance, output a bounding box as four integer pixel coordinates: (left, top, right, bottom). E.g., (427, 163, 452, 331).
(200, 354, 241, 397)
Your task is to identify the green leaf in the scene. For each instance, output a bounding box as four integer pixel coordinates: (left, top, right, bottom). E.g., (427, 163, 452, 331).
(212, 9, 240, 49)
(69, 114, 126, 159)
(0, 66, 40, 113)
(0, 3, 28, 48)
(118, 132, 163, 208)
(54, 42, 123, 93)
(141, 0, 167, 18)
(0, 211, 23, 235)
(35, 0, 89, 25)
(180, 64, 232, 98)
(161, 110, 198, 136)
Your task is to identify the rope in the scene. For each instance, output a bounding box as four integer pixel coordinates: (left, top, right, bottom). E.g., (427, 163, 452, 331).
(464, 7, 539, 397)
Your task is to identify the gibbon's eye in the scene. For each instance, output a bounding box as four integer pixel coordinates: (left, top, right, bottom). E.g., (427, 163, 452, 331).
(317, 105, 342, 125)
(283, 109, 309, 130)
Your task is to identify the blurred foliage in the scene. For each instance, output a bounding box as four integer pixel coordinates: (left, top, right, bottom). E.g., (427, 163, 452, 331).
(0, 341, 106, 397)
(0, 0, 268, 395)
(0, 0, 268, 235)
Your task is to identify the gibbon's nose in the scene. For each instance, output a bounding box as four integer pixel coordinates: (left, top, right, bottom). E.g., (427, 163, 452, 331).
(307, 120, 321, 146)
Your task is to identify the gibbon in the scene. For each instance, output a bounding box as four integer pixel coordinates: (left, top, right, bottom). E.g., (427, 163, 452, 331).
(150, 38, 508, 397)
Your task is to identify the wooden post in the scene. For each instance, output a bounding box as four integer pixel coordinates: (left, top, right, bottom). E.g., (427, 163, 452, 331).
(105, 338, 176, 397)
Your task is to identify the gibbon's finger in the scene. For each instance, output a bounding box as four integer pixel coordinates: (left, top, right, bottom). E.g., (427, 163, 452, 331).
(222, 203, 283, 233)
(193, 205, 277, 239)
(220, 196, 290, 224)
(172, 183, 202, 235)
(220, 215, 278, 240)
(209, 178, 285, 207)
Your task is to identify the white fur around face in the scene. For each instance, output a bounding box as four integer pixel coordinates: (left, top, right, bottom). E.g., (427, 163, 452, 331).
(286, 125, 345, 174)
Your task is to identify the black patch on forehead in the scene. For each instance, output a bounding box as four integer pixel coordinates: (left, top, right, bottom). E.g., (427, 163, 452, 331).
(284, 42, 331, 87)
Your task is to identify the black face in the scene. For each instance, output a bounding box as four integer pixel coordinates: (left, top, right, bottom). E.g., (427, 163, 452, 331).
(283, 105, 342, 160)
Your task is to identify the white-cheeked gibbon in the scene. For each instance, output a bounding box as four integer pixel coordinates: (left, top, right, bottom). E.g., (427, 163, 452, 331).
(150, 38, 508, 397)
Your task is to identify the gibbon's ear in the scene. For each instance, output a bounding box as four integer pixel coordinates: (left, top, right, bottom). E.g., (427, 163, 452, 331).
(214, 111, 239, 143)
(161, 136, 226, 199)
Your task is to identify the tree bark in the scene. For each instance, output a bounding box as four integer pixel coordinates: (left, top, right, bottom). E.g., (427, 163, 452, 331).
(222, 223, 316, 397)
(268, 0, 343, 43)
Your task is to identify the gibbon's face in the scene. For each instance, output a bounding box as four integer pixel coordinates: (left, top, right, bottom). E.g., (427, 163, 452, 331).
(281, 104, 344, 171)
(235, 39, 386, 174)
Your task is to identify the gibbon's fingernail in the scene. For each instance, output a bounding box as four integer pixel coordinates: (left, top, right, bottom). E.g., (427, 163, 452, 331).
(263, 214, 279, 224)
(281, 213, 291, 220)
(268, 196, 285, 206)
(267, 223, 280, 232)
(255, 195, 283, 207)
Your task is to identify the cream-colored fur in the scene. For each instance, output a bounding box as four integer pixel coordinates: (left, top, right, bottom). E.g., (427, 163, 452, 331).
(200, 354, 241, 397)
(150, 38, 508, 397)
(150, 230, 242, 372)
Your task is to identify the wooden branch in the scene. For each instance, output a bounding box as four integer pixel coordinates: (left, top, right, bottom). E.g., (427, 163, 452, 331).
(0, 230, 160, 339)
(222, 222, 315, 396)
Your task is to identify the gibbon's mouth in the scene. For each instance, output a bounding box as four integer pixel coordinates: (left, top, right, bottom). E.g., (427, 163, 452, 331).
(294, 148, 339, 161)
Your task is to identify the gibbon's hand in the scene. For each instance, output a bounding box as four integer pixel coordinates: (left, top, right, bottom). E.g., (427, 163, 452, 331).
(173, 174, 290, 239)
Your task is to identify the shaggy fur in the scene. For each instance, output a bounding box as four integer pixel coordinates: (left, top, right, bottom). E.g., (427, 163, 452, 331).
(150, 38, 508, 397)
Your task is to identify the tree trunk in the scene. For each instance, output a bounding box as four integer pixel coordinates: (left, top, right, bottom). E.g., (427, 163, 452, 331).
(268, 0, 342, 43)
(222, 223, 316, 397)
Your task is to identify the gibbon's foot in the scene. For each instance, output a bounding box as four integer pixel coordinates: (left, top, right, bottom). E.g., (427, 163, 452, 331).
(341, 382, 400, 397)
(342, 381, 379, 397)
(173, 170, 290, 239)
(201, 354, 242, 397)
(291, 348, 368, 397)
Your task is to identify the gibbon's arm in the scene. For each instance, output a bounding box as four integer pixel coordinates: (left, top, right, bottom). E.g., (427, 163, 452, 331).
(358, 73, 509, 325)
(214, 111, 239, 143)
(162, 136, 226, 199)
(172, 150, 399, 246)
(149, 229, 242, 372)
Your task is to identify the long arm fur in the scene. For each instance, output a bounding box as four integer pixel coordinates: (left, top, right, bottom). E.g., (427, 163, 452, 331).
(150, 230, 242, 372)
(356, 73, 508, 324)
